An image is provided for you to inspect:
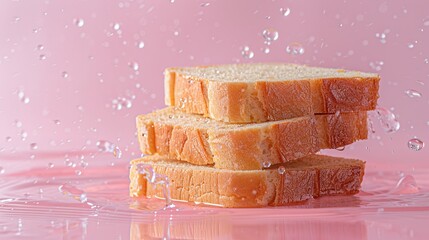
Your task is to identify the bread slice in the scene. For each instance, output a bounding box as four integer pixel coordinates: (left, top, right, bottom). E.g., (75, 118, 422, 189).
(137, 108, 368, 170)
(129, 155, 365, 208)
(165, 63, 379, 123)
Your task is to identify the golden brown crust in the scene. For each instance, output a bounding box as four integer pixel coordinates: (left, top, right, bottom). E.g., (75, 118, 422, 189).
(129, 155, 366, 208)
(165, 67, 380, 123)
(136, 109, 368, 170)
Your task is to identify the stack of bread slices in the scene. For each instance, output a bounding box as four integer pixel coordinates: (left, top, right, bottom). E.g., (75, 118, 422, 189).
(129, 63, 380, 208)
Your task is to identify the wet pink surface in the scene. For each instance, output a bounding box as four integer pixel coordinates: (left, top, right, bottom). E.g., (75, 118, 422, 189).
(1, 0, 429, 239)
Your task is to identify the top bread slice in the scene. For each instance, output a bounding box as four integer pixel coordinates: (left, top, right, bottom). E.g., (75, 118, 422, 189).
(137, 108, 368, 170)
(165, 63, 380, 123)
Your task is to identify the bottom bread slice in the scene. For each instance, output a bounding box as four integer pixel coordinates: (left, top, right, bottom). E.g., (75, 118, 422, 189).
(129, 155, 365, 208)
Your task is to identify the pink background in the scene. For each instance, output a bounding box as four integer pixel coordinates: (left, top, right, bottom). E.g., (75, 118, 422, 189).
(1, 0, 429, 165)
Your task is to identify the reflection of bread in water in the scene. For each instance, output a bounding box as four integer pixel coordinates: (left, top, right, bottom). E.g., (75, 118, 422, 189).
(137, 107, 368, 170)
(129, 155, 365, 208)
(130, 215, 367, 240)
(165, 63, 379, 123)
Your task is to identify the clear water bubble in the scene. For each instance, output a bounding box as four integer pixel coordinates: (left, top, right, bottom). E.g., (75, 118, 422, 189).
(5, 136, 12, 142)
(137, 41, 145, 49)
(263, 47, 270, 54)
(280, 7, 291, 17)
(62, 71, 69, 78)
(39, 54, 46, 60)
(0, 167, 4, 174)
(48, 163, 54, 168)
(262, 161, 271, 168)
(262, 28, 279, 42)
(17, 90, 30, 104)
(408, 43, 414, 49)
(391, 175, 419, 194)
(96, 140, 115, 152)
(75, 170, 82, 176)
(20, 130, 28, 141)
(74, 18, 84, 27)
(241, 46, 254, 59)
(286, 42, 305, 55)
(405, 89, 422, 98)
(408, 138, 424, 151)
(278, 166, 286, 174)
(375, 107, 400, 133)
(30, 143, 38, 150)
(200, 2, 210, 7)
(53, 120, 61, 125)
(37, 44, 44, 50)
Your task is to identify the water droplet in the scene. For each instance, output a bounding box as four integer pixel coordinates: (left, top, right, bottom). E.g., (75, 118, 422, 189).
(96, 140, 115, 152)
(129, 62, 139, 71)
(112, 97, 132, 110)
(262, 161, 271, 168)
(375, 107, 400, 133)
(262, 28, 279, 42)
(263, 47, 270, 54)
(48, 162, 54, 168)
(369, 61, 384, 71)
(53, 120, 61, 125)
(408, 43, 414, 49)
(75, 170, 82, 176)
(200, 2, 210, 7)
(30, 143, 38, 150)
(241, 46, 254, 59)
(278, 166, 286, 174)
(39, 54, 46, 60)
(375, 30, 389, 44)
(74, 18, 84, 27)
(405, 89, 422, 98)
(5, 136, 12, 142)
(17, 90, 29, 104)
(20, 130, 28, 141)
(391, 175, 419, 194)
(280, 7, 291, 17)
(0, 167, 4, 174)
(113, 23, 120, 31)
(37, 44, 44, 50)
(62, 71, 69, 78)
(137, 41, 145, 49)
(408, 138, 424, 151)
(113, 146, 122, 159)
(286, 42, 305, 55)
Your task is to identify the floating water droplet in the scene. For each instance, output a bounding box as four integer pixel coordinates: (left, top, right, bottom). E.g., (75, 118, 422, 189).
(59, 184, 88, 203)
(112, 97, 132, 110)
(113, 146, 122, 159)
(262, 161, 271, 168)
(375, 30, 389, 44)
(263, 47, 270, 54)
(96, 140, 115, 152)
(262, 28, 279, 42)
(20, 130, 28, 141)
(37, 44, 44, 50)
(375, 107, 400, 133)
(48, 162, 54, 168)
(278, 166, 286, 174)
(280, 7, 291, 17)
(408, 43, 414, 49)
(391, 175, 419, 194)
(39, 54, 46, 60)
(113, 23, 120, 31)
(408, 138, 424, 151)
(129, 62, 139, 71)
(241, 46, 254, 59)
(200, 2, 210, 7)
(137, 41, 145, 49)
(286, 42, 305, 55)
(405, 89, 422, 98)
(75, 170, 82, 176)
(5, 136, 12, 142)
(30, 143, 38, 150)
(53, 119, 61, 125)
(18, 90, 29, 104)
(74, 18, 84, 27)
(0, 167, 4, 174)
(62, 71, 69, 78)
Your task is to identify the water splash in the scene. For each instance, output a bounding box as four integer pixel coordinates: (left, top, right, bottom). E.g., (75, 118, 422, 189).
(96, 140, 122, 159)
(375, 107, 400, 133)
(391, 175, 419, 194)
(58, 184, 88, 203)
(136, 163, 174, 208)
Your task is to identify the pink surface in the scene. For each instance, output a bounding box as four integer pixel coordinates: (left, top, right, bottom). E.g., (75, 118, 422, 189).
(1, 0, 429, 239)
